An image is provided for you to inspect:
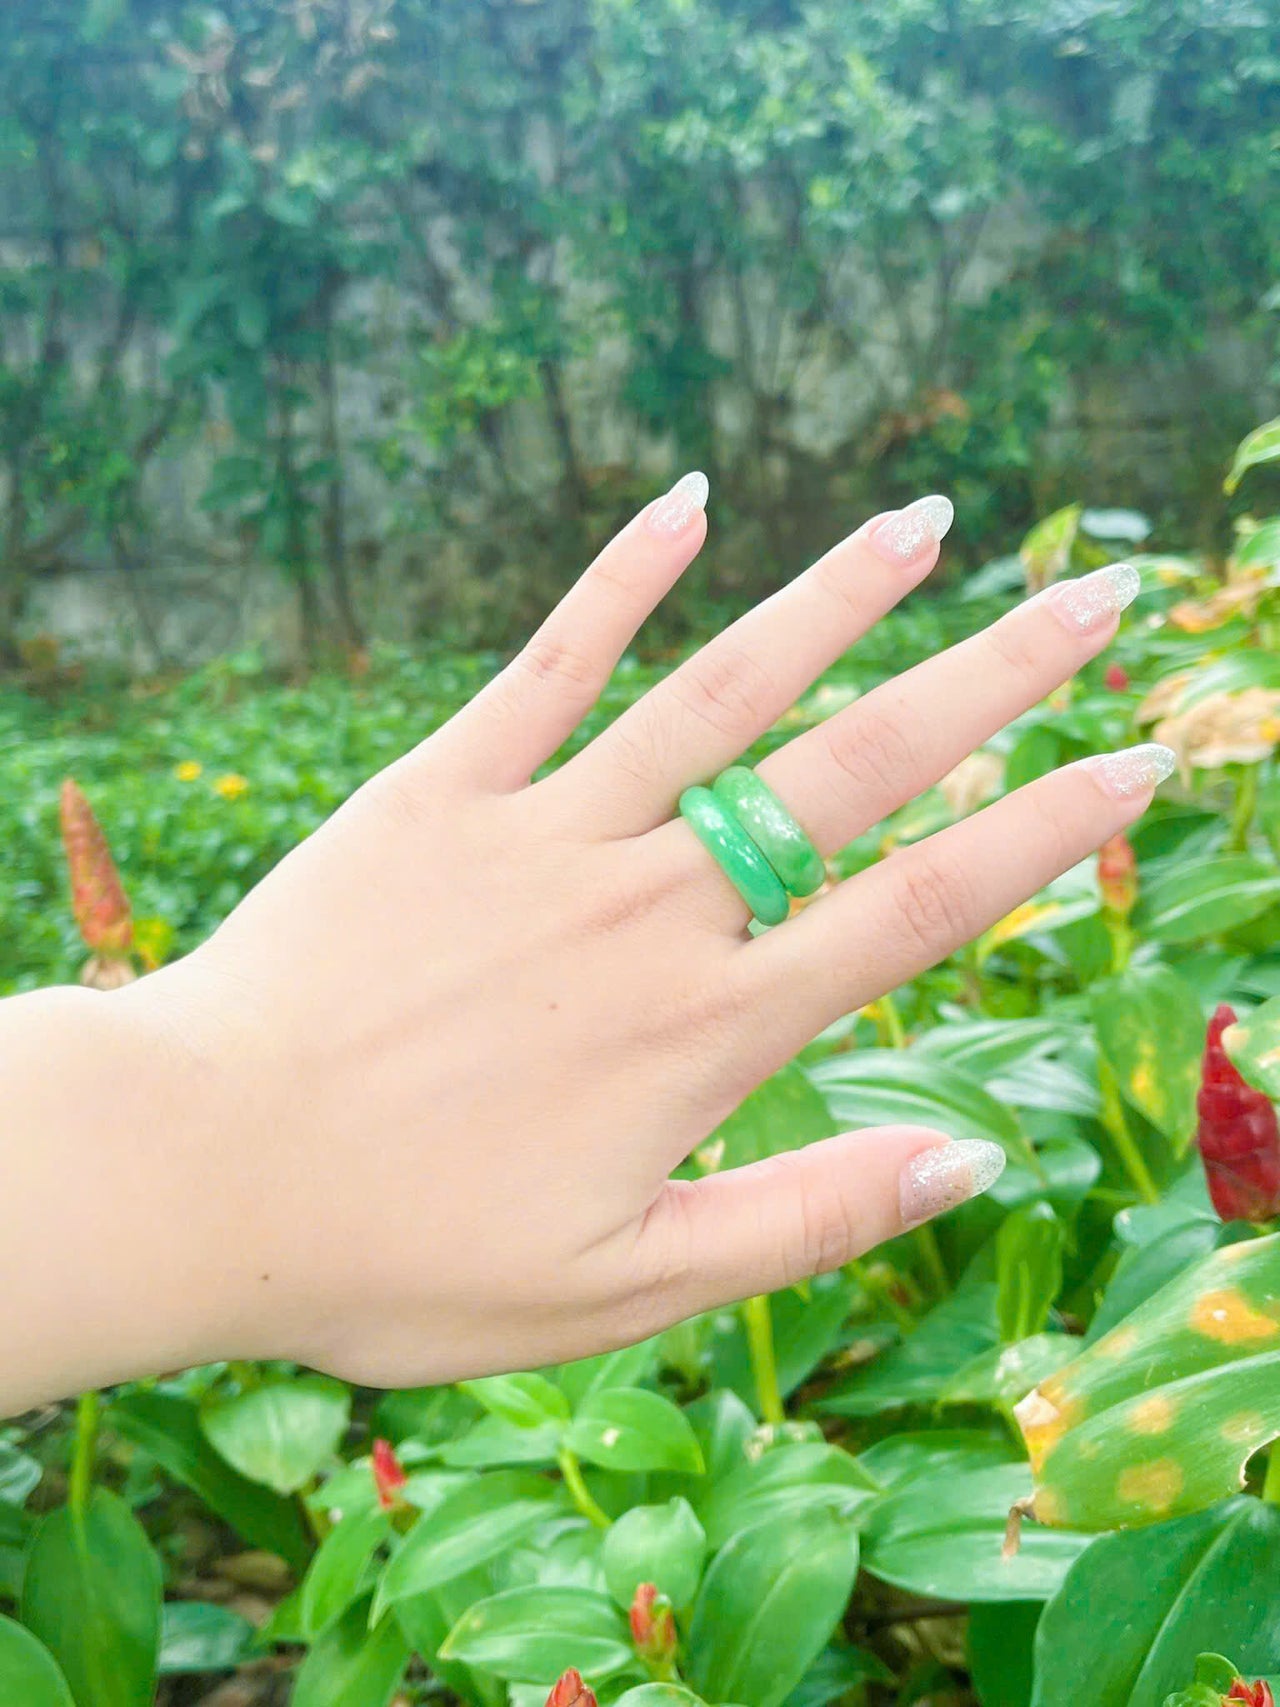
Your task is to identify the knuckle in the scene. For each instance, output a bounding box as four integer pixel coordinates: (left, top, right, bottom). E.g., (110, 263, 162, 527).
(893, 846, 980, 960)
(983, 613, 1045, 695)
(823, 699, 916, 802)
(770, 1151, 858, 1284)
(514, 634, 601, 698)
(669, 643, 775, 740)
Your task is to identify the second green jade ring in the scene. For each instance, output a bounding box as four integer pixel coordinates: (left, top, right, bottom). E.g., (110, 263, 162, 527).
(678, 787, 791, 927)
(711, 766, 826, 898)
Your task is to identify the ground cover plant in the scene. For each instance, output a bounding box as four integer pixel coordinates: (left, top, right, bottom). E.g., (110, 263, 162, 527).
(4, 422, 1280, 1703)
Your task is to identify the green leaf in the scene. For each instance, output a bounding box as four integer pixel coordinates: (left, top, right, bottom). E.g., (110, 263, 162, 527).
(615, 1689, 709, 1707)
(110, 1392, 310, 1567)
(996, 1205, 1066, 1341)
(440, 1586, 634, 1683)
(602, 1498, 707, 1610)
(0, 1615, 75, 1706)
(22, 1490, 162, 1707)
(1017, 1234, 1280, 1529)
(710, 1064, 838, 1168)
(855, 1429, 1018, 1491)
(0, 1443, 41, 1508)
(459, 1375, 571, 1431)
(1031, 1499, 1280, 1707)
(968, 1602, 1040, 1707)
(1235, 517, 1280, 570)
(373, 1472, 562, 1616)
(200, 1376, 351, 1496)
(292, 1593, 410, 1707)
(1224, 417, 1280, 492)
(699, 1444, 877, 1553)
(809, 1050, 1031, 1165)
(1092, 965, 1205, 1151)
(1223, 995, 1280, 1101)
(556, 1340, 663, 1409)
(1135, 858, 1280, 946)
(1085, 1219, 1223, 1345)
(710, 1274, 857, 1404)
(158, 1602, 256, 1673)
(938, 1334, 1078, 1409)
(1020, 504, 1082, 588)
(686, 1506, 860, 1707)
(440, 1418, 564, 1469)
(860, 1463, 1092, 1602)
(566, 1390, 704, 1476)
(301, 1506, 391, 1638)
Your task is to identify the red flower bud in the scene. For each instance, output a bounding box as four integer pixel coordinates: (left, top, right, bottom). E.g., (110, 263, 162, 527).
(1196, 1005, 1280, 1223)
(1098, 831, 1138, 917)
(370, 1437, 408, 1510)
(546, 1671, 597, 1707)
(1105, 662, 1130, 692)
(59, 779, 137, 987)
(1228, 1680, 1275, 1707)
(629, 1582, 677, 1664)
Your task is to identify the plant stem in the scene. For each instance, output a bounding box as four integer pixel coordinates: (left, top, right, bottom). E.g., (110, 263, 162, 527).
(743, 1294, 785, 1425)
(558, 1448, 611, 1530)
(871, 992, 907, 1049)
(848, 1258, 918, 1336)
(1098, 1058, 1160, 1205)
(69, 1390, 101, 1524)
(1263, 1444, 1280, 1506)
(1229, 765, 1259, 854)
(915, 1222, 949, 1298)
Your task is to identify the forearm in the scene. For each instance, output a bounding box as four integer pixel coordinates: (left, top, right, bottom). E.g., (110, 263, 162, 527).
(0, 982, 232, 1413)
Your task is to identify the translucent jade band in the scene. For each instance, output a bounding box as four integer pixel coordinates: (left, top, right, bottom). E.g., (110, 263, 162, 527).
(678, 786, 791, 927)
(711, 766, 825, 898)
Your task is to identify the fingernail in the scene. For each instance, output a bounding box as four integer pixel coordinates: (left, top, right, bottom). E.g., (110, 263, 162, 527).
(646, 471, 709, 537)
(900, 1138, 1006, 1228)
(1086, 742, 1177, 800)
(869, 494, 954, 564)
(1045, 561, 1141, 634)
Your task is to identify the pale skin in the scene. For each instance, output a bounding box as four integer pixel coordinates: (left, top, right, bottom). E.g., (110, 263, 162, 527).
(0, 483, 1163, 1414)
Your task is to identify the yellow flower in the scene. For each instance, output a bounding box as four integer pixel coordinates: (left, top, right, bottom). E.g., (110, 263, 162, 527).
(175, 760, 203, 782)
(213, 773, 250, 801)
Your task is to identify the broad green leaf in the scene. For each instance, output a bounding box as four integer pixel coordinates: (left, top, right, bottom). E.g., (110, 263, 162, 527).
(996, 1204, 1065, 1341)
(860, 1463, 1091, 1602)
(1031, 1499, 1280, 1707)
(556, 1340, 663, 1408)
(1020, 504, 1082, 590)
(782, 1643, 893, 1707)
(301, 1506, 391, 1637)
(200, 1376, 351, 1496)
(440, 1418, 564, 1469)
(855, 1430, 1018, 1492)
(0, 1443, 41, 1507)
(1017, 1234, 1280, 1528)
(968, 1602, 1041, 1707)
(699, 1444, 877, 1553)
(459, 1374, 570, 1431)
(809, 1051, 1031, 1165)
(440, 1586, 634, 1682)
(710, 1064, 838, 1168)
(158, 1602, 256, 1673)
(1223, 995, 1280, 1100)
(22, 1490, 162, 1707)
(615, 1690, 708, 1707)
(710, 1273, 856, 1403)
(110, 1391, 310, 1567)
(1236, 517, 1280, 570)
(1224, 416, 1280, 492)
(1091, 965, 1205, 1150)
(1135, 858, 1280, 946)
(292, 1593, 410, 1707)
(1084, 1219, 1224, 1344)
(373, 1472, 562, 1616)
(392, 1571, 506, 1707)
(686, 1506, 860, 1707)
(566, 1390, 704, 1475)
(602, 1498, 707, 1609)
(0, 1615, 74, 1706)
(939, 1334, 1077, 1409)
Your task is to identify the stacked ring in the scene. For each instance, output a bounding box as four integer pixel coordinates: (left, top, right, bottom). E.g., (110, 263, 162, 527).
(679, 767, 824, 927)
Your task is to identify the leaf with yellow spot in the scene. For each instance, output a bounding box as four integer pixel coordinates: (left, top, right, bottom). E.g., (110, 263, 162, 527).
(978, 900, 1063, 961)
(1222, 994, 1280, 1103)
(1015, 1234, 1280, 1529)
(1091, 966, 1205, 1153)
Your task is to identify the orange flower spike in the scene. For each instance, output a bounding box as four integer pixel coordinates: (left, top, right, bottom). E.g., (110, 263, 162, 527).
(370, 1437, 409, 1510)
(545, 1671, 597, 1707)
(1228, 1681, 1275, 1707)
(1098, 831, 1138, 918)
(630, 1581, 677, 1666)
(59, 779, 134, 957)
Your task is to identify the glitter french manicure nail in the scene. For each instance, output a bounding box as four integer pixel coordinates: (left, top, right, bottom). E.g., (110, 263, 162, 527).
(1045, 562, 1142, 634)
(1087, 743, 1177, 800)
(868, 494, 954, 565)
(646, 471, 710, 538)
(899, 1138, 1006, 1228)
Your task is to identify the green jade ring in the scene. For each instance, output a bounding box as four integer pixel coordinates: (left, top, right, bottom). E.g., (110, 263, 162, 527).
(679, 767, 824, 928)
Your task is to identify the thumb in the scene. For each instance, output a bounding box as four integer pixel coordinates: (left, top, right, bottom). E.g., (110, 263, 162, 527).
(642, 1129, 1006, 1316)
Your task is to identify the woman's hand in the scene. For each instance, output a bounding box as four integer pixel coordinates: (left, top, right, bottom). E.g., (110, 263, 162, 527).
(3, 478, 1164, 1406)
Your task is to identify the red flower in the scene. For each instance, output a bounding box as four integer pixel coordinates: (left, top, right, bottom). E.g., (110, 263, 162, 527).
(1196, 1005, 1280, 1223)
(630, 1582, 677, 1664)
(1105, 662, 1130, 692)
(1098, 831, 1138, 917)
(1228, 1680, 1274, 1707)
(546, 1671, 597, 1707)
(370, 1438, 408, 1510)
(59, 779, 137, 988)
